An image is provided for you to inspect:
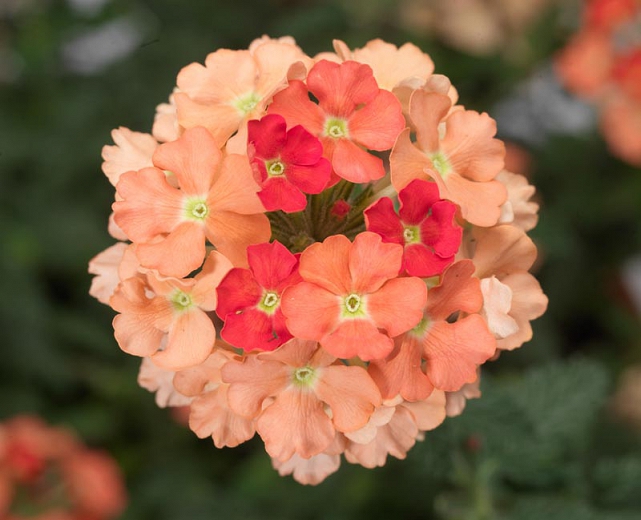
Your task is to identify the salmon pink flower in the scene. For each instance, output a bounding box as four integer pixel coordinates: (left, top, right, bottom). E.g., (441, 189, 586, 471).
(268, 60, 405, 183)
(222, 338, 381, 461)
(113, 127, 271, 276)
(216, 241, 302, 351)
(364, 178, 462, 277)
(390, 89, 507, 226)
(281, 232, 428, 361)
(370, 260, 496, 396)
(247, 114, 331, 212)
(110, 251, 233, 370)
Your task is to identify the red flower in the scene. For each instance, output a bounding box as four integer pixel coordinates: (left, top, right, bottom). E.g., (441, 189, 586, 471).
(248, 114, 331, 212)
(364, 179, 462, 277)
(216, 241, 302, 351)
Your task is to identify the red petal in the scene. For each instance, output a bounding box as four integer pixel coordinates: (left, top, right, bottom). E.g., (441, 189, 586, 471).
(285, 161, 331, 195)
(215, 268, 261, 319)
(364, 197, 404, 245)
(247, 241, 299, 290)
(281, 124, 324, 165)
(403, 244, 454, 278)
(397, 179, 441, 225)
(247, 114, 287, 159)
(221, 308, 285, 352)
(258, 176, 307, 213)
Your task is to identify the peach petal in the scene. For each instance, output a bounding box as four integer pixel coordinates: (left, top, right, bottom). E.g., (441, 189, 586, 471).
(152, 127, 221, 196)
(344, 405, 396, 444)
(113, 167, 183, 243)
(445, 376, 481, 417)
(401, 390, 447, 430)
(178, 49, 256, 102)
(367, 277, 427, 337)
(440, 173, 506, 227)
(222, 355, 290, 418)
(253, 40, 313, 96)
(191, 251, 234, 311)
(207, 154, 265, 214)
(189, 386, 255, 448)
(298, 234, 352, 294)
(138, 358, 192, 408)
(281, 282, 341, 341)
(89, 242, 128, 305)
(423, 315, 496, 391)
(273, 452, 341, 485)
(136, 222, 206, 278)
(441, 110, 505, 182)
(259, 390, 335, 461)
(390, 128, 433, 191)
(368, 334, 434, 401)
(102, 127, 157, 187)
(174, 93, 242, 148)
(349, 232, 404, 293)
(472, 225, 537, 278)
(496, 170, 539, 231)
(480, 277, 519, 339)
(345, 406, 419, 468)
(322, 319, 393, 361)
(261, 338, 322, 369)
(315, 364, 381, 432)
(205, 211, 271, 268)
(410, 90, 451, 152)
(497, 272, 548, 351)
(112, 312, 165, 358)
(351, 39, 435, 92)
(173, 346, 235, 397)
(151, 309, 216, 371)
(152, 98, 180, 143)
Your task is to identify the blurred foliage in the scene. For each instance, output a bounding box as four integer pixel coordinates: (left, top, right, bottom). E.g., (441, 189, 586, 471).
(2, 0, 641, 518)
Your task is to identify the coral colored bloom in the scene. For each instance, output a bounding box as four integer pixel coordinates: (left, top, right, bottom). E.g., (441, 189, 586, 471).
(222, 339, 381, 461)
(364, 178, 462, 277)
(111, 251, 233, 370)
(113, 127, 271, 276)
(268, 60, 405, 183)
(247, 114, 331, 212)
(584, 0, 638, 31)
(281, 232, 427, 361)
(216, 241, 302, 351)
(390, 89, 506, 226)
(371, 261, 496, 394)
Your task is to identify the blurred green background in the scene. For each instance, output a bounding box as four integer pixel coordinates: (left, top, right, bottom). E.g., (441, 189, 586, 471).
(2, 0, 641, 518)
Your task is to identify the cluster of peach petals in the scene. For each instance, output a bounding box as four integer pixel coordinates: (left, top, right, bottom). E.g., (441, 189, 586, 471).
(0, 416, 126, 520)
(556, 0, 641, 166)
(89, 36, 548, 485)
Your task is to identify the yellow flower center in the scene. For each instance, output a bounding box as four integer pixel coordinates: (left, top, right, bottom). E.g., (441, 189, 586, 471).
(324, 117, 348, 139)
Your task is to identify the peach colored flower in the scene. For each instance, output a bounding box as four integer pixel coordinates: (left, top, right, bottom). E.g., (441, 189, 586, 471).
(445, 375, 482, 417)
(174, 347, 256, 448)
(175, 38, 313, 151)
(138, 357, 192, 408)
(391, 89, 507, 226)
(370, 260, 496, 395)
(281, 232, 427, 361)
(113, 126, 271, 276)
(222, 338, 381, 461)
(332, 38, 434, 92)
(101, 127, 158, 187)
(496, 170, 540, 232)
(271, 434, 345, 485)
(110, 251, 232, 370)
(88, 243, 141, 305)
(344, 393, 445, 469)
(152, 91, 180, 143)
(470, 225, 548, 350)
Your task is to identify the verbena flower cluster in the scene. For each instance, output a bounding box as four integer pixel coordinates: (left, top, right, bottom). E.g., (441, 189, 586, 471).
(556, 0, 641, 165)
(0, 415, 126, 520)
(89, 36, 548, 485)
